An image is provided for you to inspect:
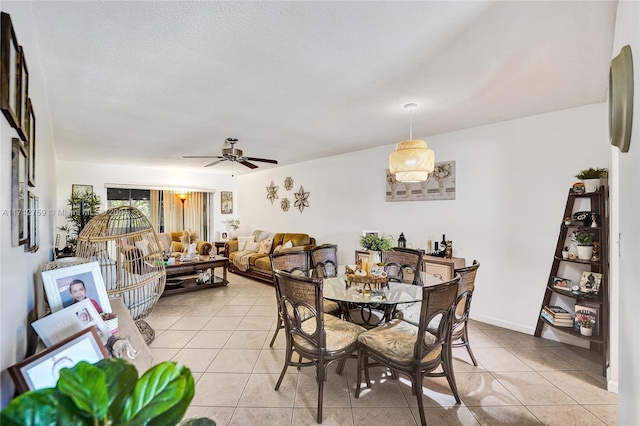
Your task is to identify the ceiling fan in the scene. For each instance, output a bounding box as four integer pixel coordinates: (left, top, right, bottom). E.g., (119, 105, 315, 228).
(182, 138, 278, 169)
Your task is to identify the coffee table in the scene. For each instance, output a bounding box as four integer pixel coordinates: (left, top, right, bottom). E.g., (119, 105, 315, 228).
(162, 255, 229, 296)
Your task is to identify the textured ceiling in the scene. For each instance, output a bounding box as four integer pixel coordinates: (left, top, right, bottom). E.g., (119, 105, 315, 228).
(27, 1, 616, 174)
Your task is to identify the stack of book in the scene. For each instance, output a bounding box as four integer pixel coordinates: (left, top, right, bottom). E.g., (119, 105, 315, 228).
(540, 305, 574, 327)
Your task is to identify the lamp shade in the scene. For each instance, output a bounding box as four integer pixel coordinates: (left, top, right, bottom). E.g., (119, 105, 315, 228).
(389, 139, 435, 182)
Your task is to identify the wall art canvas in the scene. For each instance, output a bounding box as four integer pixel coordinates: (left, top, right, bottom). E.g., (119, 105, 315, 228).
(221, 191, 233, 214)
(386, 161, 456, 202)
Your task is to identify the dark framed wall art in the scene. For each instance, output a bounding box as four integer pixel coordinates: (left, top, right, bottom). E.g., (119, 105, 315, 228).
(0, 12, 21, 129)
(12, 138, 28, 246)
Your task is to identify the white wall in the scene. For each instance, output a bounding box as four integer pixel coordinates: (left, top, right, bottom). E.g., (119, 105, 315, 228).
(0, 3, 58, 406)
(238, 103, 608, 337)
(611, 1, 639, 423)
(56, 161, 238, 241)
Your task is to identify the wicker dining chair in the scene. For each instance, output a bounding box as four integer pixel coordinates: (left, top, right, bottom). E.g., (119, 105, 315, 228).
(383, 247, 423, 285)
(268, 250, 312, 347)
(310, 244, 339, 278)
(449, 260, 481, 366)
(273, 270, 366, 424)
(356, 275, 461, 426)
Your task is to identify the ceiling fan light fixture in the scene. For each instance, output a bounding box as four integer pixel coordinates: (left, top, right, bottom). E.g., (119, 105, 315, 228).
(389, 103, 435, 183)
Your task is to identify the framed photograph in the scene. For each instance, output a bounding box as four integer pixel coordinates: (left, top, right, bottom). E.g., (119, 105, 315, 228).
(12, 138, 28, 246)
(579, 271, 603, 294)
(27, 192, 39, 252)
(552, 276, 572, 291)
(9, 327, 109, 394)
(41, 261, 112, 314)
(32, 299, 111, 347)
(72, 184, 93, 194)
(1, 12, 20, 129)
(27, 98, 35, 187)
(221, 232, 228, 241)
(18, 46, 28, 141)
(221, 191, 233, 214)
(362, 230, 380, 238)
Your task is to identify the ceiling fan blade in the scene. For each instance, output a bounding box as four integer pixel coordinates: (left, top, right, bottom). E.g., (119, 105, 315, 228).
(245, 157, 278, 164)
(204, 158, 228, 167)
(239, 160, 259, 169)
(183, 155, 224, 159)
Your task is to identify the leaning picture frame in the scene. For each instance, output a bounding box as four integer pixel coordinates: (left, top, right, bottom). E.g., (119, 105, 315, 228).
(552, 276, 572, 291)
(579, 271, 603, 294)
(8, 327, 109, 394)
(31, 299, 111, 347)
(41, 261, 112, 314)
(0, 12, 21, 129)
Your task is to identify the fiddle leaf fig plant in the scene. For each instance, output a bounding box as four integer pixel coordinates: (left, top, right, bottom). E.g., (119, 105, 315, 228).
(0, 358, 215, 426)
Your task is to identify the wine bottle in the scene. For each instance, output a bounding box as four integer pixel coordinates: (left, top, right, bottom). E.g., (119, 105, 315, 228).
(434, 242, 439, 253)
(440, 234, 447, 252)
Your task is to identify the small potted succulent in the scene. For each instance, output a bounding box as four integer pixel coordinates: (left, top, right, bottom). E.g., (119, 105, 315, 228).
(579, 319, 594, 336)
(572, 229, 595, 260)
(561, 246, 570, 259)
(575, 167, 607, 193)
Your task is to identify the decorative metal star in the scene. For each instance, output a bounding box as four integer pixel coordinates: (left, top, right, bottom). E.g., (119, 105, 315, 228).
(293, 186, 310, 213)
(266, 181, 279, 204)
(281, 198, 290, 212)
(284, 176, 294, 191)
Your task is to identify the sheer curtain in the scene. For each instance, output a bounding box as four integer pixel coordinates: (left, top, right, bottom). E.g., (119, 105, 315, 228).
(162, 191, 206, 240)
(150, 190, 160, 231)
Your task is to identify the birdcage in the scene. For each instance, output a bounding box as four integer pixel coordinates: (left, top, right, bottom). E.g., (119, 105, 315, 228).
(75, 206, 166, 343)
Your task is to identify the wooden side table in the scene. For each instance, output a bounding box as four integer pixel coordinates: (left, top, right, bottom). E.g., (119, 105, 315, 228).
(214, 241, 226, 255)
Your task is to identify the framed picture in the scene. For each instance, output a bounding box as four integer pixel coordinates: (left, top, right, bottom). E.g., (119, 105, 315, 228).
(32, 299, 111, 347)
(72, 184, 93, 194)
(362, 230, 380, 238)
(27, 98, 35, 187)
(386, 161, 456, 202)
(41, 261, 112, 314)
(12, 138, 28, 246)
(579, 271, 603, 294)
(9, 327, 109, 394)
(221, 232, 228, 241)
(0, 12, 20, 129)
(552, 276, 572, 291)
(18, 46, 28, 141)
(27, 192, 39, 252)
(221, 191, 233, 214)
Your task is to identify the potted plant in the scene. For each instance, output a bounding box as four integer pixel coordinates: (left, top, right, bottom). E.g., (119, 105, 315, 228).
(575, 167, 607, 193)
(359, 233, 394, 264)
(0, 358, 215, 426)
(58, 189, 102, 253)
(222, 218, 240, 240)
(572, 229, 595, 260)
(579, 319, 594, 337)
(562, 245, 570, 259)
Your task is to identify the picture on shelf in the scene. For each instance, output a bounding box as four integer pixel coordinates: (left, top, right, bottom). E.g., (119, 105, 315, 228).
(41, 261, 111, 314)
(8, 328, 108, 394)
(578, 271, 602, 294)
(574, 304, 599, 335)
(552, 276, 572, 290)
(31, 299, 110, 346)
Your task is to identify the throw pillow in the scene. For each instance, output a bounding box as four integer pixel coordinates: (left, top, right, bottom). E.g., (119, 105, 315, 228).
(282, 240, 293, 249)
(245, 241, 260, 252)
(273, 244, 283, 253)
(170, 241, 182, 253)
(238, 236, 255, 251)
(134, 240, 150, 257)
(258, 238, 273, 254)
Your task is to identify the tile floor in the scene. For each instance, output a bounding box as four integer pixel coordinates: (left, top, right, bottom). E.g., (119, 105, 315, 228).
(147, 273, 617, 426)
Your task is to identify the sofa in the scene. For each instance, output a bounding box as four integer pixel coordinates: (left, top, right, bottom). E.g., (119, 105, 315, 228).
(156, 231, 213, 256)
(226, 230, 316, 283)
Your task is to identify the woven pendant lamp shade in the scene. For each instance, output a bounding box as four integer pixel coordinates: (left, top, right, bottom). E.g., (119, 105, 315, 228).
(75, 206, 166, 343)
(389, 139, 435, 182)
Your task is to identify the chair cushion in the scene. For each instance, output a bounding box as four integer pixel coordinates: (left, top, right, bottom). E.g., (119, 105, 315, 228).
(358, 319, 440, 364)
(294, 314, 365, 353)
(323, 299, 340, 314)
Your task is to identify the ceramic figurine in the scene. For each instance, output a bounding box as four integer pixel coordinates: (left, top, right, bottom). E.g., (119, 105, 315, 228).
(591, 242, 601, 262)
(106, 335, 139, 360)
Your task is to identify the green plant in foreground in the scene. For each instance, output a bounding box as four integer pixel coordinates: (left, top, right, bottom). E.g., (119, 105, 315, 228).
(0, 358, 215, 426)
(575, 167, 607, 180)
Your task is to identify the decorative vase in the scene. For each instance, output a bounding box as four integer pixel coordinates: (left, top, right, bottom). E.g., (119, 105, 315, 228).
(369, 251, 381, 265)
(437, 180, 446, 196)
(576, 245, 593, 260)
(561, 250, 569, 259)
(580, 326, 593, 337)
(188, 243, 197, 256)
(582, 178, 601, 193)
(229, 229, 238, 240)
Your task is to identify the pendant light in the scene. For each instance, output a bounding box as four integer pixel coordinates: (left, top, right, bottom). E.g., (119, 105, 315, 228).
(389, 103, 435, 182)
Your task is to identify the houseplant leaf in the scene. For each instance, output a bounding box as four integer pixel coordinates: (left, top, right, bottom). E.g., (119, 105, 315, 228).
(94, 358, 138, 421)
(57, 362, 109, 420)
(0, 389, 58, 426)
(119, 362, 194, 426)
